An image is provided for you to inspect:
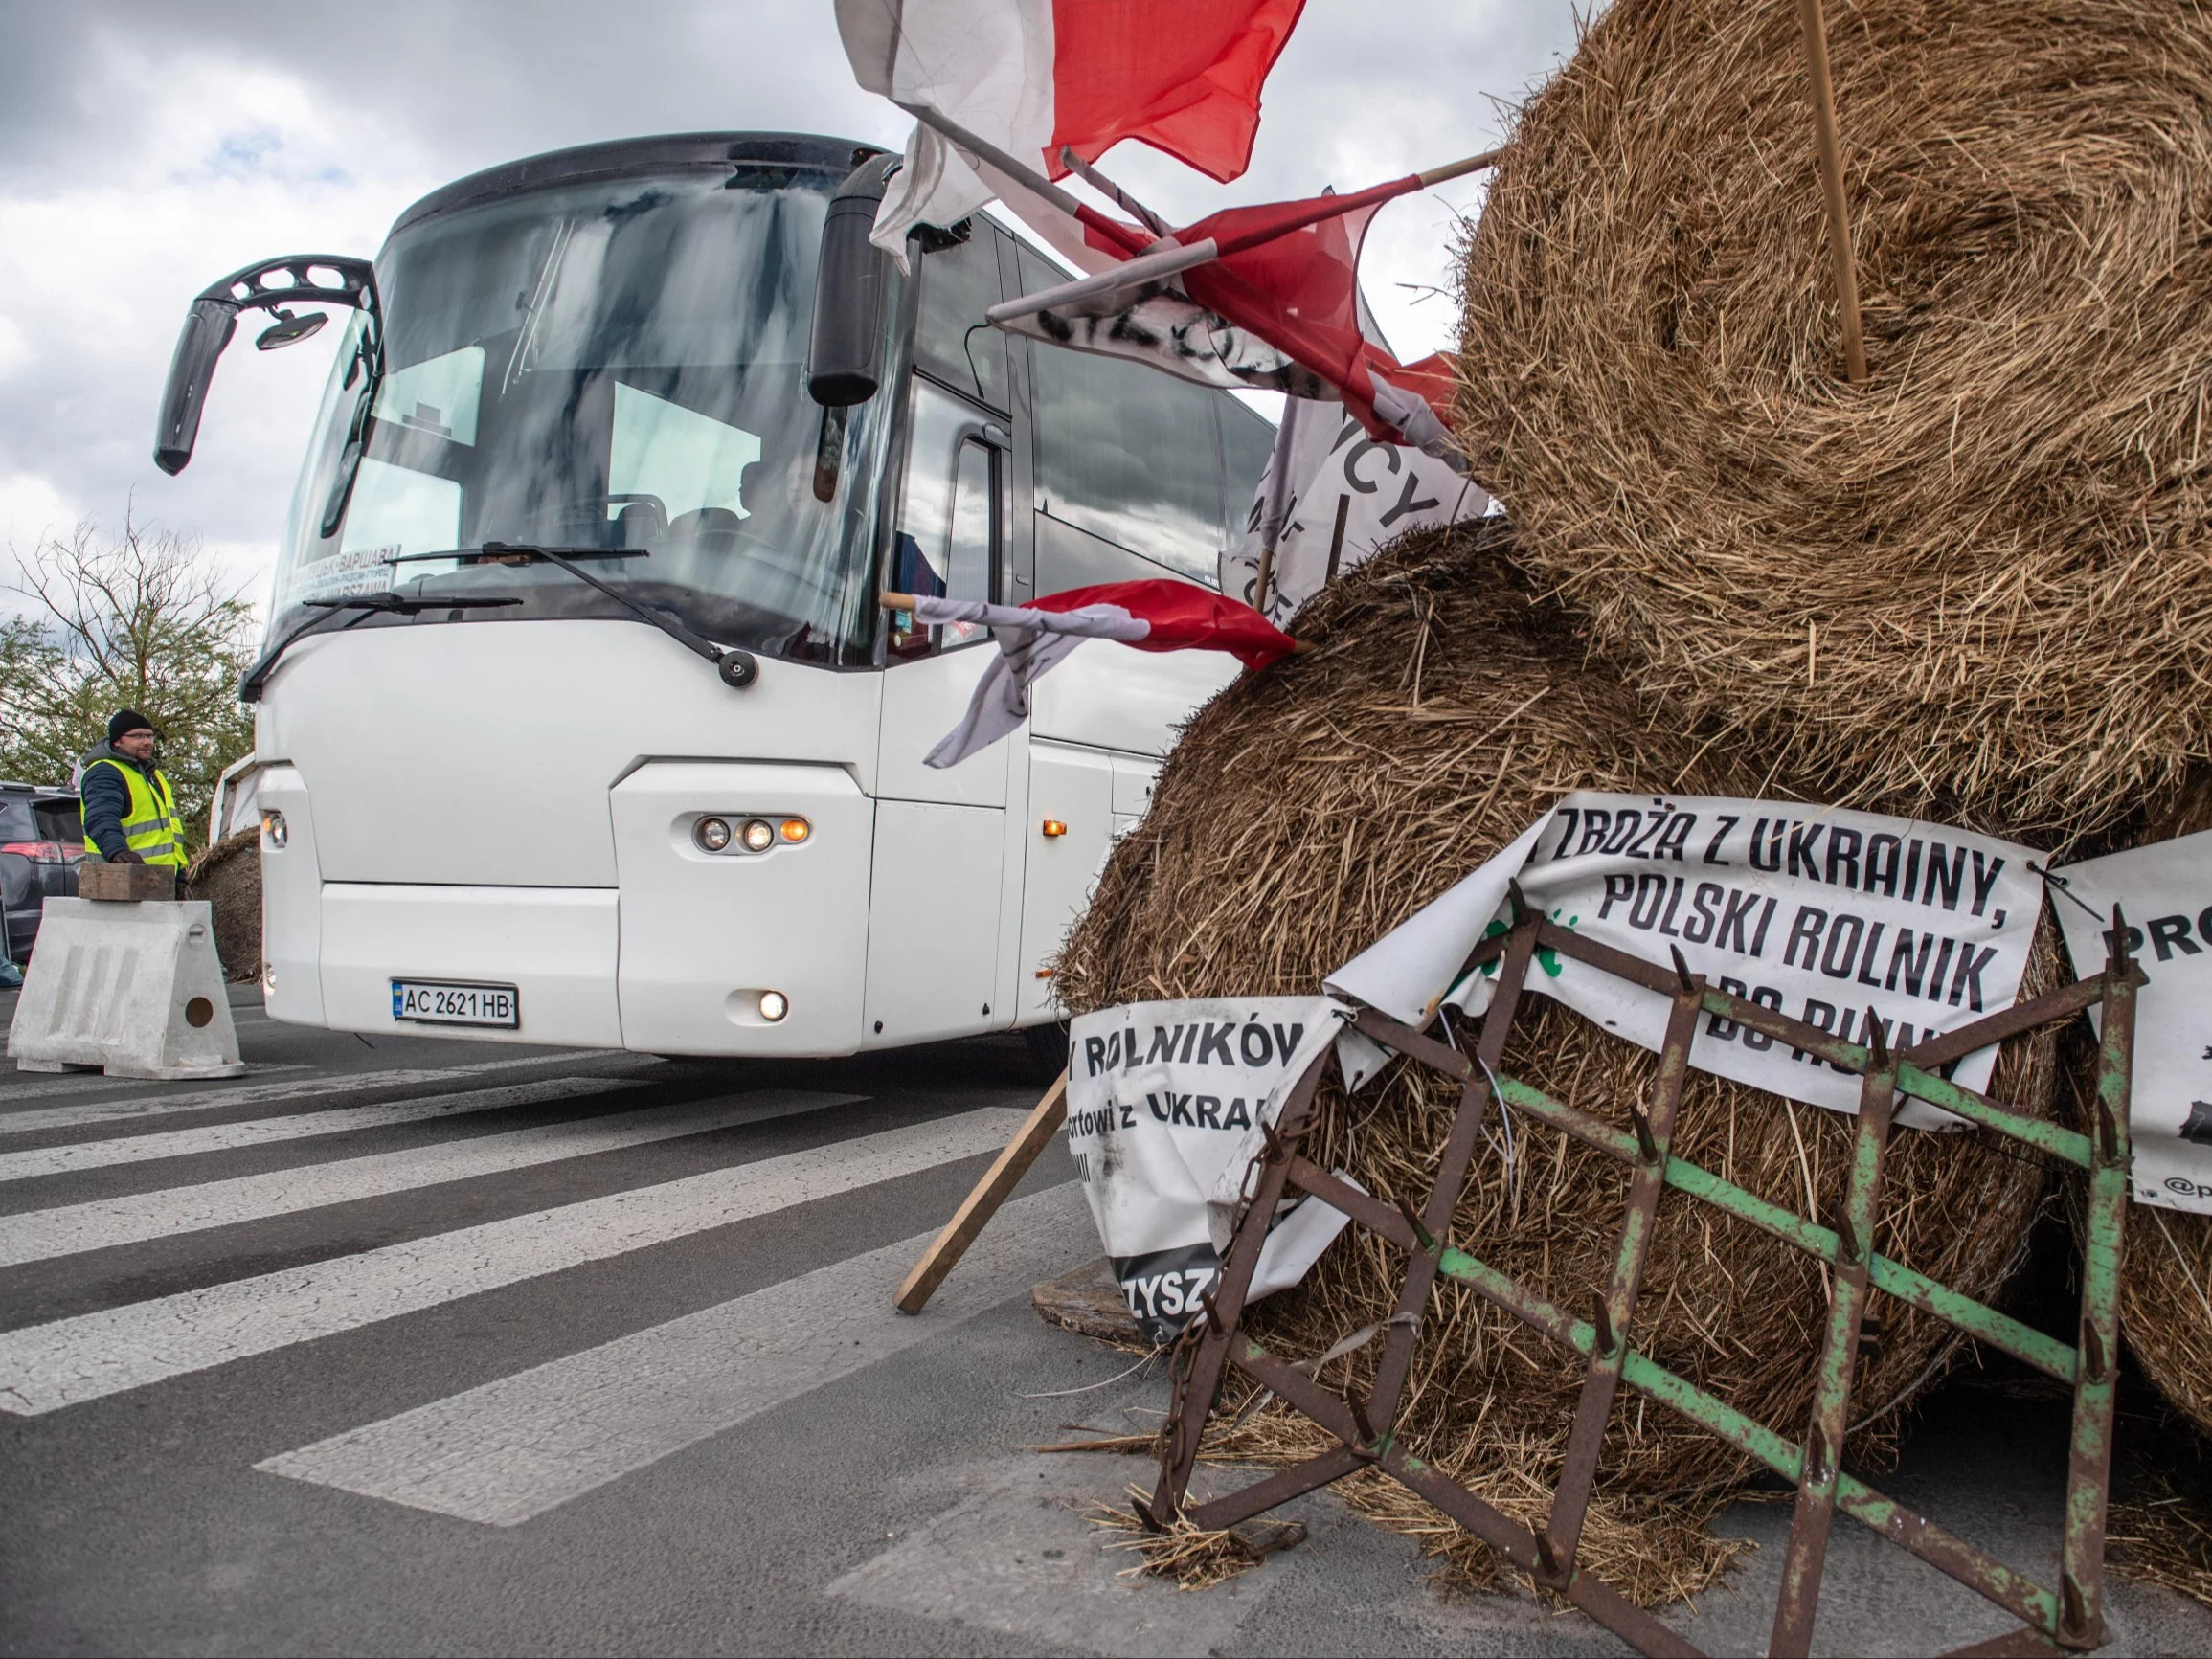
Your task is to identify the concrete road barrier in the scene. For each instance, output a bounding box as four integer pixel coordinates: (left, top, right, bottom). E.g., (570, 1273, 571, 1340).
(7, 897, 246, 1080)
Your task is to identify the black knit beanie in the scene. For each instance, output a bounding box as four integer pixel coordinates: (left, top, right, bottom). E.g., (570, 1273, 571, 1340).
(107, 709, 155, 743)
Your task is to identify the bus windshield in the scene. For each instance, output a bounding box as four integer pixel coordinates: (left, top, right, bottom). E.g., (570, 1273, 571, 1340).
(272, 167, 892, 667)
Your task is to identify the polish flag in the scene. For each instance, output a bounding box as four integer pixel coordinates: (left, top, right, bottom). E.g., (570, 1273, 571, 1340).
(837, 0, 1303, 256)
(895, 579, 1295, 768)
(1017, 179, 1468, 455)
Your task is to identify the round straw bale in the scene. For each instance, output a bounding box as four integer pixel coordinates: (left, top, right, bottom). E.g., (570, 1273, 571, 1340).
(1455, 0, 2212, 848)
(2113, 782, 2212, 1440)
(1059, 520, 2061, 1602)
(184, 829, 261, 983)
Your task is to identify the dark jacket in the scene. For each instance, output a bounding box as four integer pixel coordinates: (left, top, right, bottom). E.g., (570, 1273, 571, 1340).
(79, 742, 171, 861)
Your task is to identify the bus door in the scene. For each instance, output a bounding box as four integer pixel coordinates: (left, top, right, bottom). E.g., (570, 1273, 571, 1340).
(864, 373, 1012, 1043)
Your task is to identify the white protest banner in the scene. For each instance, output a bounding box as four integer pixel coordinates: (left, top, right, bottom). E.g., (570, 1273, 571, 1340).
(1066, 997, 1350, 1346)
(1219, 401, 1489, 626)
(2049, 828, 2212, 1213)
(1330, 793, 2044, 1125)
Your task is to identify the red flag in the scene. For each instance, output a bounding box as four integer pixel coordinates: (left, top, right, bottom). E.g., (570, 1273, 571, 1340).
(1069, 182, 1462, 451)
(1033, 578, 1296, 671)
(842, 0, 1306, 252)
(1048, 0, 1306, 183)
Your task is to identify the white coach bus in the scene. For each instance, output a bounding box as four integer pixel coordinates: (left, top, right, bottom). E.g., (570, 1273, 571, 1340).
(155, 132, 1274, 1067)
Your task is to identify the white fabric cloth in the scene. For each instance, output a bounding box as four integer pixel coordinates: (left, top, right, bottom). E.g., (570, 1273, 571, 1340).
(1221, 399, 1490, 624)
(913, 594, 1147, 768)
(835, 0, 1056, 260)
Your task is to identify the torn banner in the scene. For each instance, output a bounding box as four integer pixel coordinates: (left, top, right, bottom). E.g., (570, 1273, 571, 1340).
(1066, 998, 1349, 1346)
(1327, 793, 2044, 1128)
(2050, 827, 2212, 1214)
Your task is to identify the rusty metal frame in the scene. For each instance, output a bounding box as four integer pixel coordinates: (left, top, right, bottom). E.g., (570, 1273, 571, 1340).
(1143, 895, 2143, 1658)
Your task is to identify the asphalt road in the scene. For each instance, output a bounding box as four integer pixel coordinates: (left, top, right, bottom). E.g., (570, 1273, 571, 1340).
(4, 984, 2211, 1657)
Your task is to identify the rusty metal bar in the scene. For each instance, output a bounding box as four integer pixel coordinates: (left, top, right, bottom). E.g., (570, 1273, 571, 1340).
(1148, 1046, 1333, 1517)
(1481, 1068, 2078, 1381)
(1285, 1155, 1418, 1251)
(1142, 912, 2129, 1657)
(1546, 983, 1703, 1577)
(1432, 1247, 2065, 1635)
(1383, 1442, 1705, 1657)
(2057, 916, 2136, 1650)
(1535, 920, 2114, 1166)
(1771, 1042, 1899, 1656)
(1350, 921, 1541, 1454)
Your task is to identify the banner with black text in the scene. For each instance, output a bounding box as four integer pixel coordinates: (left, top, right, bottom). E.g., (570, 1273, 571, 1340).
(2051, 829, 2212, 1214)
(1066, 998, 1350, 1346)
(1330, 794, 2044, 1125)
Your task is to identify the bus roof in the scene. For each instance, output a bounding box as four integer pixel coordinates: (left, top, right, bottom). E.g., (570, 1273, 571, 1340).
(390, 132, 884, 238)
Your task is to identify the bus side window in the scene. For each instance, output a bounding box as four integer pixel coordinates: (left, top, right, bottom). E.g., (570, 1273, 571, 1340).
(914, 227, 1008, 414)
(891, 380, 1000, 659)
(1016, 243, 1236, 591)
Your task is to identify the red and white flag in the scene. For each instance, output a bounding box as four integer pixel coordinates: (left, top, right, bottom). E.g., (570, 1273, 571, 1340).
(907, 579, 1294, 768)
(836, 0, 1303, 257)
(998, 178, 1468, 457)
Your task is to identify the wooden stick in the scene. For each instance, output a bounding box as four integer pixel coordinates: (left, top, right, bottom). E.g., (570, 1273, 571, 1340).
(1797, 0, 1867, 384)
(1415, 146, 1507, 189)
(895, 1067, 1069, 1314)
(1324, 495, 1351, 586)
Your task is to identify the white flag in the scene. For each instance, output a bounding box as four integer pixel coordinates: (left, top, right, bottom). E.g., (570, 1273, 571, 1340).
(912, 594, 1146, 770)
(1221, 400, 1489, 625)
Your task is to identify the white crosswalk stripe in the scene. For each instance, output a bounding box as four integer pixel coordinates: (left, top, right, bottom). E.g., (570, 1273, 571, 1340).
(0, 1065, 311, 1104)
(0, 1105, 1025, 1415)
(0, 1050, 625, 1137)
(256, 1182, 1092, 1525)
(0, 1076, 643, 1183)
(0, 1085, 873, 1267)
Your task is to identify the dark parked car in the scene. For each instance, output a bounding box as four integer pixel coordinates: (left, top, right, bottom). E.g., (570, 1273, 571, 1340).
(1, 781, 83, 966)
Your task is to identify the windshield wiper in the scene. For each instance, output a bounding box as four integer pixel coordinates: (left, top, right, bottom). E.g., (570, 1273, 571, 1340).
(238, 592, 523, 704)
(386, 543, 759, 688)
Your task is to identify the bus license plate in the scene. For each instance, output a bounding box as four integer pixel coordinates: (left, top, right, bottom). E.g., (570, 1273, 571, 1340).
(391, 979, 520, 1029)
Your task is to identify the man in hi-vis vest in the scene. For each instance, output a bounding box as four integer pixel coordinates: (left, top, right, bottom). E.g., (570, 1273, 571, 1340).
(80, 709, 187, 893)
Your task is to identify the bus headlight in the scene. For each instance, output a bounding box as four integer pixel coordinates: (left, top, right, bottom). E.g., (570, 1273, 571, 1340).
(758, 990, 788, 1021)
(695, 817, 733, 852)
(261, 810, 288, 849)
(741, 818, 775, 853)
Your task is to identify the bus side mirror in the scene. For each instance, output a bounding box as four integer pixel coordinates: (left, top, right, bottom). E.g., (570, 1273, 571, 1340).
(808, 154, 899, 408)
(152, 256, 378, 476)
(154, 299, 240, 476)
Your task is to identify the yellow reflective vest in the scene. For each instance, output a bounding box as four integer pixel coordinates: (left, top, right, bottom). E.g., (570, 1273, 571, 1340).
(82, 754, 187, 868)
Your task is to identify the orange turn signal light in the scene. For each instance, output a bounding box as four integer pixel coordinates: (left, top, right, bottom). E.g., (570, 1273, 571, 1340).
(1041, 818, 1068, 838)
(779, 818, 810, 843)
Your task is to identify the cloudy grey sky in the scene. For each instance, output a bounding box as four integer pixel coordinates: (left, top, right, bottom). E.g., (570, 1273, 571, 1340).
(0, 2, 1585, 614)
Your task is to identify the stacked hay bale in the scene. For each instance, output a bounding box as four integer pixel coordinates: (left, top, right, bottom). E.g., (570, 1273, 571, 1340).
(1451, 0, 2212, 1577)
(1059, 0, 2212, 1599)
(1456, 0, 2212, 849)
(1058, 521, 2060, 1602)
(184, 829, 261, 983)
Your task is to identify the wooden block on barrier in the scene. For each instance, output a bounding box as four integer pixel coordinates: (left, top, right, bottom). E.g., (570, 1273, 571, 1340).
(79, 863, 177, 902)
(895, 1068, 1068, 1314)
(1033, 1259, 1141, 1344)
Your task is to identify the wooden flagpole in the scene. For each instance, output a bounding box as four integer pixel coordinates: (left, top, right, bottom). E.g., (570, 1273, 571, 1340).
(1797, 0, 1867, 384)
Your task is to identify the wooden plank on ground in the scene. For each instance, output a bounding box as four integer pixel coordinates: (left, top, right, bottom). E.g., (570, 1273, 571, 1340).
(895, 1068, 1069, 1314)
